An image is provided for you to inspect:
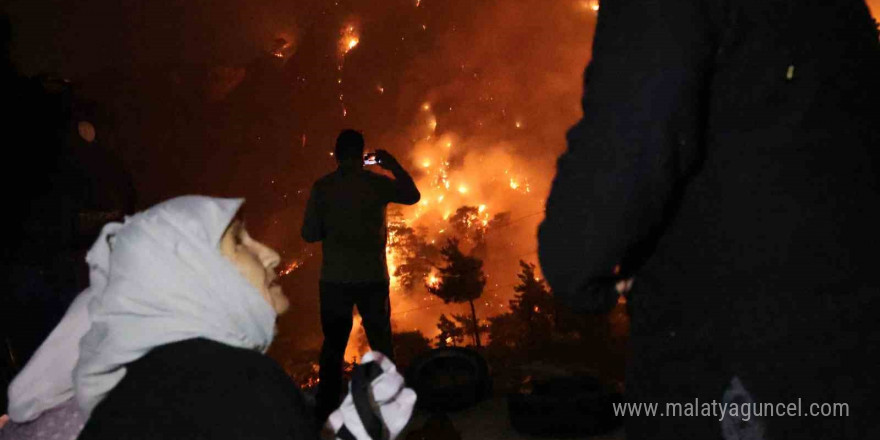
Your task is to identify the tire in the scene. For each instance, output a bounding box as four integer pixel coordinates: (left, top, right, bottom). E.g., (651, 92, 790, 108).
(405, 347, 492, 412)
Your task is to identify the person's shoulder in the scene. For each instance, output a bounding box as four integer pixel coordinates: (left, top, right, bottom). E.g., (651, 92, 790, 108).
(314, 171, 342, 187)
(361, 169, 394, 184)
(138, 338, 268, 372)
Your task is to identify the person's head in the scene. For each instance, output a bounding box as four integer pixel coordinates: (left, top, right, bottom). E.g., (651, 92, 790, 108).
(335, 129, 364, 170)
(219, 214, 289, 315)
(73, 196, 287, 414)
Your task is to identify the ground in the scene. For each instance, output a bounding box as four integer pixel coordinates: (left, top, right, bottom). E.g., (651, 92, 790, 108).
(401, 397, 625, 440)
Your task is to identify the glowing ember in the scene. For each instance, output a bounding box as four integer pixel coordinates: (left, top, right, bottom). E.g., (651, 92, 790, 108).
(339, 24, 361, 56)
(580, 0, 600, 12)
(346, 37, 359, 51)
(509, 179, 519, 190)
(427, 274, 440, 289)
(279, 260, 303, 277)
(458, 185, 468, 194)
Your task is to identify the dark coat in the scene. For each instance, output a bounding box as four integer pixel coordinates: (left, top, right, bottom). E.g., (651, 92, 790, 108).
(538, 0, 880, 438)
(78, 338, 318, 440)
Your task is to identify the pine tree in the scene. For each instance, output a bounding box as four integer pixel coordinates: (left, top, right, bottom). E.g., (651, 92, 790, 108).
(426, 238, 487, 348)
(510, 260, 556, 347)
(436, 313, 464, 347)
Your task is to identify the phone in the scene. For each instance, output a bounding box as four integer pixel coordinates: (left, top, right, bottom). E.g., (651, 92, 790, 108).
(363, 153, 381, 165)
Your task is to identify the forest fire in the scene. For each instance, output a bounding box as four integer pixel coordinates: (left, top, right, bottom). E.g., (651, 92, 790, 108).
(339, 25, 360, 56)
(253, 0, 605, 359)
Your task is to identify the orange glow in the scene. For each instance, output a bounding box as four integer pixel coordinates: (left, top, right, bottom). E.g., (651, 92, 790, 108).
(339, 24, 361, 56)
(279, 260, 303, 277)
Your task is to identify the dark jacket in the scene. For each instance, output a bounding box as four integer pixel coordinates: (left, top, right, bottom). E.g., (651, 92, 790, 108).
(79, 338, 317, 440)
(539, 0, 880, 438)
(301, 168, 420, 283)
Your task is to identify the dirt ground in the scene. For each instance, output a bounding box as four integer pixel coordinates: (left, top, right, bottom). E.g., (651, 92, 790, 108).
(401, 397, 625, 440)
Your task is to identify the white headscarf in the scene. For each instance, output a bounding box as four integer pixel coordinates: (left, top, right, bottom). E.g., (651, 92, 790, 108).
(7, 196, 277, 421)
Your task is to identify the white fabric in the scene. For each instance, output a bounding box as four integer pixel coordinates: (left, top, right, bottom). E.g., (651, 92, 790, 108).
(327, 351, 417, 440)
(4, 195, 277, 421)
(7, 221, 121, 422)
(73, 195, 277, 416)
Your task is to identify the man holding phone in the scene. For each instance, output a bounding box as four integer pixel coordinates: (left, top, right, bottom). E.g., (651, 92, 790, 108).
(301, 129, 420, 424)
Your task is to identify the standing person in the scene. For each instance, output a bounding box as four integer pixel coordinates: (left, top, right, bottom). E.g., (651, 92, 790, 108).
(538, 1, 879, 439)
(2, 196, 416, 440)
(302, 129, 420, 424)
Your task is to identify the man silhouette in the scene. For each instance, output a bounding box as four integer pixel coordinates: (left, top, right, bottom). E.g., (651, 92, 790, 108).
(539, 1, 879, 439)
(302, 129, 420, 424)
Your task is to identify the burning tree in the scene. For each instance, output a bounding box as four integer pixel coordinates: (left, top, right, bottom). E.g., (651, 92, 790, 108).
(436, 313, 465, 347)
(426, 238, 487, 348)
(387, 210, 440, 291)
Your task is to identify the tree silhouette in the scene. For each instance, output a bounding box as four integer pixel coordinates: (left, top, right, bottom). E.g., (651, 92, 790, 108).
(510, 260, 556, 347)
(436, 313, 464, 347)
(393, 330, 431, 369)
(487, 261, 556, 351)
(387, 209, 440, 291)
(426, 238, 487, 348)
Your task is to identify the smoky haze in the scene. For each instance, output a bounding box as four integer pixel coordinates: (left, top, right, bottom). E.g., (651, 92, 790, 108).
(6, 0, 878, 355)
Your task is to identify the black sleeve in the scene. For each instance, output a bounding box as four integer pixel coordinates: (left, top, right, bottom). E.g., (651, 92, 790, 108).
(377, 171, 420, 206)
(538, 0, 720, 312)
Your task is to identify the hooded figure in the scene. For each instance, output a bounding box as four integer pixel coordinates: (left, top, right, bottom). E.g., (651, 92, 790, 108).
(539, 1, 879, 439)
(4, 196, 415, 440)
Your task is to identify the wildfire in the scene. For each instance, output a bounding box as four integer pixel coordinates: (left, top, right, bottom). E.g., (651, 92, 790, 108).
(427, 273, 440, 289)
(339, 25, 360, 56)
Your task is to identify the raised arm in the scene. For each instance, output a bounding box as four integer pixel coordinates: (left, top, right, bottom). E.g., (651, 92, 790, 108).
(538, 0, 721, 312)
(376, 149, 421, 205)
(301, 184, 324, 243)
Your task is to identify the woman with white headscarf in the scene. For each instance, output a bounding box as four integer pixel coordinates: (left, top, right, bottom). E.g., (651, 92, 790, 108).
(2, 196, 415, 440)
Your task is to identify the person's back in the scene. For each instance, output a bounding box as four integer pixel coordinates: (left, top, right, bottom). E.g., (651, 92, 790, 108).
(311, 168, 404, 282)
(79, 338, 316, 440)
(539, 1, 879, 438)
(302, 130, 419, 423)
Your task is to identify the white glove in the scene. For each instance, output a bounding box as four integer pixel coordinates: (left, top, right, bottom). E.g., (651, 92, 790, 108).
(326, 351, 417, 440)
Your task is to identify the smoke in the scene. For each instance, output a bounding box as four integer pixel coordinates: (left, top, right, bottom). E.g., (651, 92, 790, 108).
(6, 0, 600, 351)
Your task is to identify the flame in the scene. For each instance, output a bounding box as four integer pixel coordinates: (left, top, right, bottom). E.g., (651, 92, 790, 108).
(580, 0, 600, 12)
(427, 273, 440, 289)
(346, 37, 360, 52)
(339, 24, 361, 56)
(280, 260, 303, 277)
